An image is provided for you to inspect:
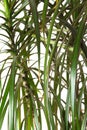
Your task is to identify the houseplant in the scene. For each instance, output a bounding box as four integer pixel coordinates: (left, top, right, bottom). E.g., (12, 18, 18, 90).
(0, 0, 87, 130)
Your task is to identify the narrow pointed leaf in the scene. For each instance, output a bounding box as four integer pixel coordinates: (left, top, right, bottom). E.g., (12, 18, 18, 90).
(9, 57, 16, 130)
(70, 12, 87, 129)
(29, 0, 40, 69)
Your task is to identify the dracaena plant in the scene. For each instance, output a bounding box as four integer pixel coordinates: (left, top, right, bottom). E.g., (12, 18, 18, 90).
(0, 0, 87, 130)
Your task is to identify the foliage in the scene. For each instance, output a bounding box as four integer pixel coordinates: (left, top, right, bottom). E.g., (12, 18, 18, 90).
(0, 0, 87, 130)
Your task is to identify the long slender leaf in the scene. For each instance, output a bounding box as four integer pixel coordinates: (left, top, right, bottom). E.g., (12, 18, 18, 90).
(9, 56, 16, 130)
(29, 0, 40, 69)
(4, 0, 10, 19)
(81, 110, 87, 130)
(44, 1, 62, 129)
(70, 12, 87, 129)
(0, 101, 9, 130)
(42, 0, 48, 30)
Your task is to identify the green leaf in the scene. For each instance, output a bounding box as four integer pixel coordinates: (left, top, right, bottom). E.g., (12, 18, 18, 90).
(9, 56, 16, 130)
(29, 0, 40, 69)
(0, 64, 13, 129)
(0, 101, 9, 130)
(4, 0, 10, 19)
(70, 12, 87, 129)
(81, 110, 87, 130)
(42, 0, 48, 30)
(44, 1, 62, 129)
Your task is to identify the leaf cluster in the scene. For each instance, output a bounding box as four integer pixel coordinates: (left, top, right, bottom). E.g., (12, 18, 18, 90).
(0, 0, 87, 130)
